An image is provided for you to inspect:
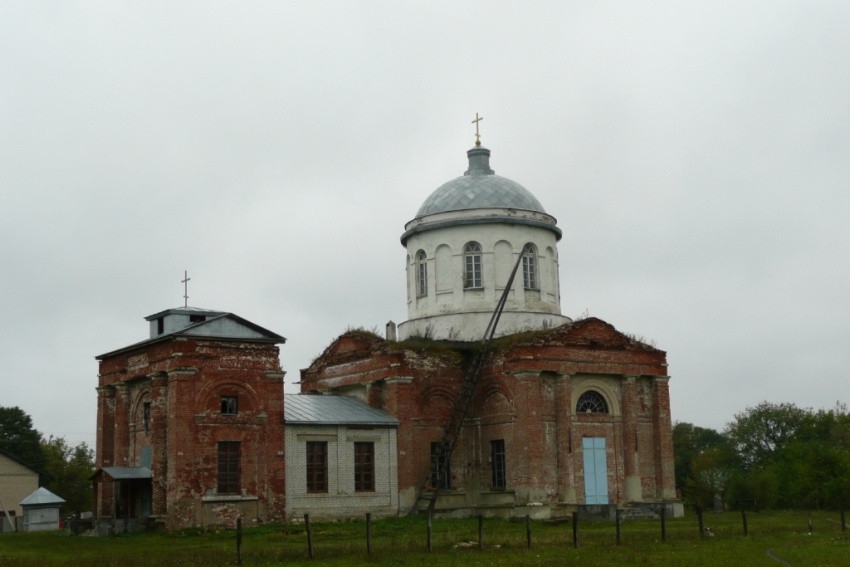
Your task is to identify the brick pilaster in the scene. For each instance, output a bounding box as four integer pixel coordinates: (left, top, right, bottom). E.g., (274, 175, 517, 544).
(622, 376, 642, 502)
(554, 372, 576, 503)
(651, 376, 676, 499)
(148, 372, 168, 517)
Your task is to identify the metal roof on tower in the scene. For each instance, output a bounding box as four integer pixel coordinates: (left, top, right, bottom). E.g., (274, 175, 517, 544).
(415, 146, 546, 217)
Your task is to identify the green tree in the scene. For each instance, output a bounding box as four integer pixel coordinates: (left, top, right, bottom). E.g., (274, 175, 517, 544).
(686, 445, 735, 508)
(0, 406, 46, 473)
(672, 422, 729, 500)
(778, 403, 850, 509)
(41, 436, 96, 514)
(726, 401, 809, 470)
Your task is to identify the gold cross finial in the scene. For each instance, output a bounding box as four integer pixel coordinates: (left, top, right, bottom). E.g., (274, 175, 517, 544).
(471, 113, 484, 146)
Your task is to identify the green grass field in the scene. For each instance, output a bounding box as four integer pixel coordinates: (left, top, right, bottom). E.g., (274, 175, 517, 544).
(0, 511, 846, 566)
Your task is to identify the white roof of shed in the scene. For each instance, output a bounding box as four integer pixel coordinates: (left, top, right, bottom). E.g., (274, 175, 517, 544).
(20, 487, 65, 506)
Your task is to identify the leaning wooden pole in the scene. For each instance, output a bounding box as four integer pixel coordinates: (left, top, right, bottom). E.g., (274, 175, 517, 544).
(0, 496, 15, 532)
(411, 251, 526, 516)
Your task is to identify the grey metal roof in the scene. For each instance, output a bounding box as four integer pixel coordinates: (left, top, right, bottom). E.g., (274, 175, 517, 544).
(415, 146, 546, 217)
(20, 487, 65, 506)
(285, 395, 399, 426)
(96, 309, 285, 360)
(94, 467, 152, 480)
(144, 306, 226, 321)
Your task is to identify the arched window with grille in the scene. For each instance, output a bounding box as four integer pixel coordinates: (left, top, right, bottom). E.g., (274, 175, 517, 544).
(464, 242, 482, 289)
(416, 250, 428, 297)
(576, 391, 609, 414)
(522, 243, 538, 290)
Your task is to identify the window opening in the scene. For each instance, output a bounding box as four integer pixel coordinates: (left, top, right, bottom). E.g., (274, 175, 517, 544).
(354, 442, 375, 492)
(464, 242, 482, 289)
(217, 441, 240, 494)
(189, 315, 206, 323)
(490, 439, 506, 489)
(143, 402, 151, 434)
(522, 244, 538, 290)
(220, 396, 238, 415)
(156, 317, 164, 335)
(416, 250, 428, 297)
(576, 391, 609, 414)
(430, 442, 451, 489)
(306, 441, 328, 493)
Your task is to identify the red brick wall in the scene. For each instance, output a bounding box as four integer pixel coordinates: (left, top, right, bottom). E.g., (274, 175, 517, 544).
(96, 337, 286, 528)
(303, 318, 677, 514)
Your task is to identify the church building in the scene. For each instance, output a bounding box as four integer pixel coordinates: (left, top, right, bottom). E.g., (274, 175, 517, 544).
(92, 127, 679, 529)
(302, 136, 679, 518)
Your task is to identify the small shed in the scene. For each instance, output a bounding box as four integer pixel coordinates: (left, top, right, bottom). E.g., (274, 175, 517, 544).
(20, 487, 66, 532)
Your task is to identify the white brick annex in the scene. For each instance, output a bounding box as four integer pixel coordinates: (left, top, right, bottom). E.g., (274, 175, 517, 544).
(284, 395, 399, 519)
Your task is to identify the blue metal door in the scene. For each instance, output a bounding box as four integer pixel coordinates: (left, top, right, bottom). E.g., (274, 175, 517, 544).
(583, 437, 609, 504)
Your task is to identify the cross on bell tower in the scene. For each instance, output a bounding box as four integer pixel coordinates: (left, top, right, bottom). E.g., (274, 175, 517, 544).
(471, 113, 484, 146)
(181, 270, 190, 307)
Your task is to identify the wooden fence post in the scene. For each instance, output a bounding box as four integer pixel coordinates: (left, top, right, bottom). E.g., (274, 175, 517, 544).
(660, 505, 667, 542)
(572, 511, 578, 548)
(841, 508, 846, 532)
(808, 512, 813, 533)
(478, 514, 483, 550)
(696, 505, 704, 539)
(741, 509, 748, 536)
(427, 509, 432, 553)
(236, 517, 243, 565)
(305, 513, 314, 559)
(525, 515, 532, 549)
(366, 513, 372, 554)
(615, 508, 621, 545)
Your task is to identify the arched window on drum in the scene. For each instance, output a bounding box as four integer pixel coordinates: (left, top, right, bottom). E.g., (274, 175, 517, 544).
(522, 243, 538, 290)
(416, 250, 428, 297)
(463, 242, 482, 289)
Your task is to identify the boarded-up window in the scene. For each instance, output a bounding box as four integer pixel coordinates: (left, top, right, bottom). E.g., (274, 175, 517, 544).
(430, 442, 450, 489)
(217, 441, 240, 494)
(490, 439, 506, 489)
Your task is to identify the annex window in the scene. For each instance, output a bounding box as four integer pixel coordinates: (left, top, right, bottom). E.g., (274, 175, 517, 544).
(429, 442, 451, 490)
(220, 396, 238, 415)
(217, 441, 240, 494)
(576, 391, 609, 414)
(416, 250, 428, 297)
(306, 441, 328, 493)
(490, 439, 506, 489)
(354, 442, 375, 492)
(143, 402, 151, 434)
(522, 244, 538, 290)
(463, 242, 482, 289)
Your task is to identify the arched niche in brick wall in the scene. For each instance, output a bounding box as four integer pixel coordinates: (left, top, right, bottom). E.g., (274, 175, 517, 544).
(417, 385, 456, 418)
(195, 380, 260, 414)
(474, 384, 515, 418)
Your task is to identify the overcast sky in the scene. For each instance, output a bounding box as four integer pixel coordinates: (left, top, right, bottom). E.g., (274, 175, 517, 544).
(2, 2, 848, 450)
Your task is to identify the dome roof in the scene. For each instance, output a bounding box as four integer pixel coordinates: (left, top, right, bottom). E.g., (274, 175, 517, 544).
(415, 147, 546, 218)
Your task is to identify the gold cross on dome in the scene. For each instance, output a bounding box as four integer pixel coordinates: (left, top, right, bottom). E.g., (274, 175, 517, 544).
(471, 113, 484, 146)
